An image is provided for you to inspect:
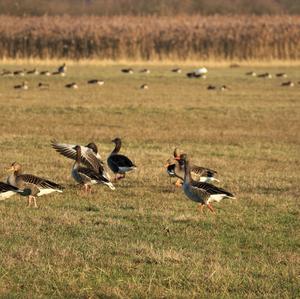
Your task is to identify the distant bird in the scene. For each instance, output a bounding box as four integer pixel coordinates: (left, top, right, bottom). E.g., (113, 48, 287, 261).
(186, 72, 206, 79)
(13, 69, 25, 76)
(1, 69, 14, 76)
(140, 84, 148, 89)
(38, 82, 49, 89)
(140, 69, 150, 74)
(171, 68, 182, 73)
(87, 79, 104, 86)
(40, 71, 51, 76)
(52, 71, 66, 76)
(14, 81, 28, 90)
(179, 154, 235, 213)
(281, 81, 294, 87)
(58, 63, 67, 74)
(207, 85, 217, 90)
(257, 73, 272, 78)
(72, 145, 115, 193)
(27, 68, 39, 75)
(220, 85, 229, 91)
(194, 67, 208, 75)
(246, 71, 257, 76)
(121, 68, 133, 74)
(65, 82, 78, 89)
(107, 138, 137, 180)
(6, 162, 63, 208)
(276, 73, 287, 78)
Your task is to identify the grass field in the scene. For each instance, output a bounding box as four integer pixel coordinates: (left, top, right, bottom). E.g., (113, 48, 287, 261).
(0, 63, 299, 298)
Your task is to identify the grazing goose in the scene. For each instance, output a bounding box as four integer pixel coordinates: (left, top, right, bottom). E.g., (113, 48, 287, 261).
(140, 68, 150, 74)
(87, 79, 104, 85)
(246, 71, 257, 76)
(51, 140, 110, 180)
(207, 85, 217, 90)
(40, 71, 51, 76)
(257, 73, 272, 78)
(180, 154, 235, 213)
(52, 71, 66, 76)
(6, 162, 63, 208)
(281, 81, 294, 87)
(65, 82, 78, 89)
(0, 181, 23, 200)
(1, 69, 14, 76)
(27, 68, 39, 75)
(171, 68, 182, 73)
(58, 63, 67, 74)
(14, 81, 28, 90)
(121, 68, 133, 74)
(276, 73, 287, 78)
(140, 84, 148, 90)
(107, 138, 137, 180)
(13, 70, 25, 76)
(72, 145, 115, 192)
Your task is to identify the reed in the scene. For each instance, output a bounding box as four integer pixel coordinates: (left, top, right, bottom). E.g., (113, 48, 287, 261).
(0, 15, 299, 61)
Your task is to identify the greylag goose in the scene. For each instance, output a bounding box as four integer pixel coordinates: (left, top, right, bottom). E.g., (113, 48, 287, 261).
(13, 70, 25, 76)
(1, 69, 14, 76)
(140, 69, 150, 74)
(107, 138, 136, 180)
(246, 71, 257, 76)
(52, 71, 66, 76)
(51, 140, 110, 180)
(171, 68, 182, 73)
(72, 145, 115, 192)
(65, 82, 78, 89)
(121, 68, 133, 74)
(180, 154, 235, 213)
(173, 149, 219, 183)
(6, 162, 63, 208)
(27, 68, 39, 75)
(276, 73, 287, 78)
(140, 84, 148, 89)
(38, 82, 49, 89)
(40, 71, 51, 76)
(257, 73, 272, 78)
(14, 81, 28, 90)
(281, 81, 294, 87)
(87, 79, 104, 85)
(58, 63, 67, 74)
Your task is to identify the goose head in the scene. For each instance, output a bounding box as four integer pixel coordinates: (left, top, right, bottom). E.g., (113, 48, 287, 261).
(7, 162, 22, 173)
(86, 142, 98, 154)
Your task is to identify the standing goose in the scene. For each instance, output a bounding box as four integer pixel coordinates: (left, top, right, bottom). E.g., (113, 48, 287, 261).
(6, 162, 64, 208)
(107, 138, 136, 180)
(72, 145, 115, 192)
(51, 140, 111, 181)
(14, 81, 28, 90)
(173, 149, 219, 184)
(180, 154, 235, 213)
(58, 63, 67, 74)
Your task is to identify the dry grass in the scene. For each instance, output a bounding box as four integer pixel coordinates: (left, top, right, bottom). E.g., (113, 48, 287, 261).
(0, 63, 299, 298)
(0, 15, 300, 61)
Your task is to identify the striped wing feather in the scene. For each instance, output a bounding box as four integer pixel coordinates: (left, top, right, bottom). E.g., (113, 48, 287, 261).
(78, 167, 109, 183)
(19, 174, 64, 190)
(51, 140, 104, 172)
(0, 182, 19, 192)
(191, 181, 234, 197)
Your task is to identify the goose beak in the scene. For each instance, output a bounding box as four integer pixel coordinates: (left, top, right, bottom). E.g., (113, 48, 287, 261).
(5, 166, 14, 172)
(174, 156, 180, 161)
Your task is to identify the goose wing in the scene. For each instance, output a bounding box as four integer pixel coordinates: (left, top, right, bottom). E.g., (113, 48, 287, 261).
(18, 174, 64, 190)
(191, 181, 234, 197)
(51, 140, 104, 171)
(78, 167, 109, 183)
(0, 182, 19, 192)
(109, 154, 136, 168)
(191, 165, 217, 177)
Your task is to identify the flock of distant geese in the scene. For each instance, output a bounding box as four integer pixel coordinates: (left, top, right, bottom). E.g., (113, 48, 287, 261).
(2, 64, 298, 91)
(0, 137, 235, 213)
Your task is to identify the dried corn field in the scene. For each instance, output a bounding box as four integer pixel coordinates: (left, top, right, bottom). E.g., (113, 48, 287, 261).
(0, 15, 299, 61)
